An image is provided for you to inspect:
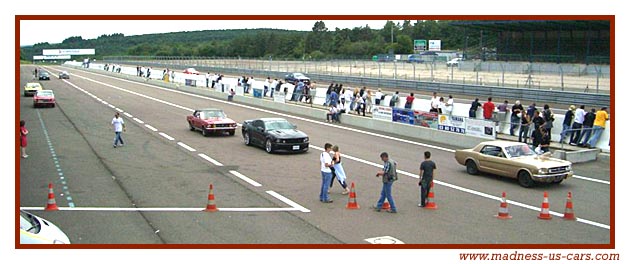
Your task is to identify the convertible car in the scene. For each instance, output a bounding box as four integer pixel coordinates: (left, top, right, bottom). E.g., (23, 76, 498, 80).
(454, 141, 573, 187)
(187, 108, 237, 136)
(242, 118, 309, 153)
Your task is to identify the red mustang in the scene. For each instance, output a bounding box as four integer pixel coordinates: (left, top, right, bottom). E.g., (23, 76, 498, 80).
(187, 108, 237, 136)
(33, 90, 56, 108)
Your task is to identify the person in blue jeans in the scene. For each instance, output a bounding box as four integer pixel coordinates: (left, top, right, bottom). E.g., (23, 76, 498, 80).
(319, 143, 334, 203)
(373, 152, 397, 213)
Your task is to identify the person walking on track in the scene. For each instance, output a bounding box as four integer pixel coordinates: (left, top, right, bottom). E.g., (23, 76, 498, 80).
(373, 152, 398, 213)
(329, 145, 350, 195)
(112, 112, 126, 148)
(418, 151, 436, 207)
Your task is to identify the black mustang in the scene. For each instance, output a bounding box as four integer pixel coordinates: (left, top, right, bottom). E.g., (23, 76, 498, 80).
(242, 118, 309, 153)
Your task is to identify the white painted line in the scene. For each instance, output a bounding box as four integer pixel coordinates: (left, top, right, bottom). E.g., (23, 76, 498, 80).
(177, 142, 196, 152)
(197, 153, 223, 166)
(144, 124, 158, 132)
(364, 236, 405, 244)
(229, 170, 262, 187)
(115, 108, 124, 112)
(102, 101, 108, 105)
(133, 117, 145, 124)
(159, 132, 174, 141)
(20, 207, 300, 212)
(108, 104, 116, 109)
(266, 190, 310, 213)
(310, 145, 610, 230)
(573, 175, 610, 185)
(123, 112, 133, 118)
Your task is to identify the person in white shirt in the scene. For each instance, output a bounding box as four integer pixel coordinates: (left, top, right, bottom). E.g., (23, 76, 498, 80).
(570, 105, 586, 145)
(264, 77, 271, 97)
(205, 72, 211, 88)
(375, 89, 384, 105)
(445, 95, 454, 115)
(246, 76, 254, 94)
(111, 112, 126, 148)
(430, 92, 440, 113)
(270, 78, 278, 98)
(211, 73, 219, 88)
(319, 143, 334, 203)
(343, 89, 353, 112)
(438, 97, 446, 114)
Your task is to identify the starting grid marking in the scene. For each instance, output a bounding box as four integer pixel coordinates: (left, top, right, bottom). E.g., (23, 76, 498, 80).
(50, 68, 310, 214)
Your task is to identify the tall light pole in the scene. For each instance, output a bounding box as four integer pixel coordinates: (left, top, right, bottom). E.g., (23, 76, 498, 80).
(391, 24, 394, 44)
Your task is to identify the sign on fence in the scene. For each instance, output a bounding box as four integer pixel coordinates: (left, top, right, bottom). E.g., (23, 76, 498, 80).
(274, 92, 286, 104)
(414, 111, 439, 129)
(372, 106, 393, 121)
(464, 118, 496, 139)
(438, 115, 466, 134)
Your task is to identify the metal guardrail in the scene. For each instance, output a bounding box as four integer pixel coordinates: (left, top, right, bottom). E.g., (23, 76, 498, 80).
(103, 59, 610, 108)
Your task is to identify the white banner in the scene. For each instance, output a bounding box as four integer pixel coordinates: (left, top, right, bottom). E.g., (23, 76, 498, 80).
(428, 40, 441, 51)
(274, 92, 286, 104)
(437, 115, 466, 134)
(372, 106, 393, 121)
(33, 55, 71, 60)
(43, 49, 95, 55)
(465, 118, 496, 139)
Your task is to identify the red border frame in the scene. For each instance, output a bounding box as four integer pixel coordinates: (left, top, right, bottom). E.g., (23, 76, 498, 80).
(15, 15, 614, 249)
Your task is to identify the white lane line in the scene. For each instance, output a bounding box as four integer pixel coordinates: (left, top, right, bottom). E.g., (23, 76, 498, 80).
(102, 101, 108, 105)
(229, 170, 262, 187)
(133, 117, 145, 124)
(144, 124, 158, 132)
(266, 190, 310, 213)
(108, 104, 116, 109)
(177, 142, 196, 152)
(197, 153, 223, 166)
(115, 108, 124, 112)
(310, 145, 609, 230)
(20, 207, 300, 212)
(159, 132, 174, 141)
(573, 175, 610, 185)
(123, 112, 133, 118)
(63, 69, 608, 185)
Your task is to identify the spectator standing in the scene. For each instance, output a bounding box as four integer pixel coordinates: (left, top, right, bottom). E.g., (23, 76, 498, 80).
(418, 151, 436, 207)
(343, 88, 353, 112)
(20, 120, 29, 158)
(531, 110, 544, 131)
(532, 126, 544, 152)
(211, 73, 218, 88)
(373, 152, 397, 213)
(217, 75, 224, 92)
(319, 143, 334, 203)
(542, 104, 555, 130)
(329, 88, 339, 107)
(437, 97, 445, 114)
(365, 89, 373, 113)
(469, 98, 481, 118)
(430, 92, 440, 113)
(444, 95, 454, 115)
(559, 105, 576, 144)
(579, 109, 597, 147)
(329, 146, 350, 194)
(205, 72, 211, 87)
(170, 70, 175, 83)
(483, 97, 495, 120)
(270, 78, 278, 98)
(586, 107, 609, 148)
(264, 77, 271, 97)
(146, 67, 151, 80)
(390, 91, 400, 108)
(405, 93, 415, 109)
(359, 86, 366, 98)
(111, 112, 126, 148)
(510, 100, 524, 136)
(519, 109, 531, 143)
(247, 77, 254, 94)
(498, 100, 509, 112)
(526, 103, 537, 120)
(570, 105, 586, 145)
(375, 89, 384, 105)
(325, 83, 333, 106)
(355, 94, 366, 116)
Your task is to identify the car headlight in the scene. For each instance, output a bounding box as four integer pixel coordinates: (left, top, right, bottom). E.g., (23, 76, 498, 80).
(567, 165, 572, 171)
(275, 138, 281, 143)
(207, 124, 214, 128)
(538, 168, 548, 174)
(303, 137, 309, 143)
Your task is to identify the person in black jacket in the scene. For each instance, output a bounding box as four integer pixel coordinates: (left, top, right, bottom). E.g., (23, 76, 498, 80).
(469, 98, 482, 118)
(579, 109, 597, 147)
(559, 105, 575, 144)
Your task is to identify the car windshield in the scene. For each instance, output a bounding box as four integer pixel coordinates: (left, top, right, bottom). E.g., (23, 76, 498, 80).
(265, 120, 294, 130)
(293, 73, 306, 78)
(505, 145, 536, 158)
(40, 72, 49, 76)
(202, 110, 225, 119)
(20, 211, 40, 234)
(37, 91, 54, 96)
(27, 84, 41, 89)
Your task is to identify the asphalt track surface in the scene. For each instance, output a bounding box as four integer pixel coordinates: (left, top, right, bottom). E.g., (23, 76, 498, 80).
(18, 65, 611, 245)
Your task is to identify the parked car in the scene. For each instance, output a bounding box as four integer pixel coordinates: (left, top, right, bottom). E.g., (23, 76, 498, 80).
(38, 71, 50, 80)
(187, 108, 237, 136)
(447, 58, 463, 67)
(242, 118, 309, 153)
(284, 73, 310, 85)
(58, 71, 70, 79)
(23, 82, 43, 97)
(183, 68, 200, 75)
(454, 141, 573, 187)
(33, 90, 56, 108)
(407, 55, 424, 63)
(20, 210, 71, 244)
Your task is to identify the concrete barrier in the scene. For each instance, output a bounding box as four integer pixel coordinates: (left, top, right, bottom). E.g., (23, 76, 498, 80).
(552, 149, 601, 164)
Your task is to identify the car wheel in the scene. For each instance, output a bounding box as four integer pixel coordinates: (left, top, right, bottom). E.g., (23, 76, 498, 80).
(465, 160, 479, 175)
(265, 139, 273, 153)
(202, 129, 209, 137)
(518, 170, 535, 188)
(228, 130, 235, 136)
(189, 122, 195, 131)
(243, 132, 251, 146)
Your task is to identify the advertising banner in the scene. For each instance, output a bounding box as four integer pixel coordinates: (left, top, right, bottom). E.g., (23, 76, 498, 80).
(274, 92, 286, 104)
(43, 49, 96, 55)
(414, 110, 439, 129)
(438, 115, 466, 134)
(428, 40, 441, 51)
(465, 118, 496, 139)
(33, 55, 71, 60)
(392, 108, 415, 125)
(414, 39, 427, 51)
(372, 106, 393, 122)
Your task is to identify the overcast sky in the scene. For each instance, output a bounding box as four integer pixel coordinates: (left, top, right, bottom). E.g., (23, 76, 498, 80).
(19, 20, 405, 46)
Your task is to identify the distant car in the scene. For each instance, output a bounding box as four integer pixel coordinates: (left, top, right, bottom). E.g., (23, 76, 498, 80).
(33, 90, 56, 108)
(187, 108, 237, 136)
(420, 51, 438, 56)
(284, 73, 310, 85)
(58, 71, 70, 79)
(38, 71, 50, 80)
(242, 118, 309, 153)
(454, 141, 573, 187)
(447, 58, 463, 67)
(183, 68, 200, 75)
(20, 210, 71, 244)
(24, 82, 43, 97)
(406, 55, 424, 63)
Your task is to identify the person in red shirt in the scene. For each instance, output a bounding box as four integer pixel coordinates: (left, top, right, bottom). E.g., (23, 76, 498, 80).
(483, 97, 495, 120)
(405, 93, 415, 109)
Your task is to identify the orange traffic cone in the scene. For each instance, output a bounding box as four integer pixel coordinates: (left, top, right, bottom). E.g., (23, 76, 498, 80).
(424, 181, 438, 210)
(203, 184, 218, 212)
(495, 192, 512, 219)
(45, 183, 59, 211)
(346, 182, 360, 209)
(563, 192, 577, 220)
(538, 191, 553, 220)
(382, 201, 391, 210)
